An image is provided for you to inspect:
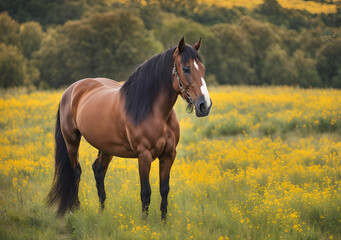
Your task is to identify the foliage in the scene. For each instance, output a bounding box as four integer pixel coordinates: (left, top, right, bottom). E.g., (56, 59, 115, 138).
(208, 23, 255, 85)
(19, 21, 44, 58)
(0, 12, 42, 88)
(0, 43, 26, 88)
(155, 16, 210, 50)
(317, 35, 341, 88)
(292, 50, 322, 88)
(34, 10, 162, 88)
(0, 86, 340, 239)
(0, 0, 341, 88)
(0, 12, 19, 45)
(321, 6, 341, 27)
(0, 0, 83, 26)
(261, 44, 298, 86)
(0, 43, 39, 88)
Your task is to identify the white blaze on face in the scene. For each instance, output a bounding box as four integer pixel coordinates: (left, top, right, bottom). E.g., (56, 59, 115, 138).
(194, 59, 211, 107)
(200, 77, 210, 106)
(194, 60, 199, 71)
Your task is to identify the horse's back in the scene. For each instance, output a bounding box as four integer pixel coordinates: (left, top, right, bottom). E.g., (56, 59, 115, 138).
(66, 78, 120, 115)
(71, 77, 120, 101)
(92, 78, 122, 89)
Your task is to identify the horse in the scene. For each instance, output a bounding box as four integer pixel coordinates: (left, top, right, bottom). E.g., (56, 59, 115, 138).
(46, 37, 212, 220)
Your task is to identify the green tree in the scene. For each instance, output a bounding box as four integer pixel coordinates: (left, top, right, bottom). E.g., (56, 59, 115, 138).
(19, 21, 44, 58)
(240, 16, 280, 84)
(155, 16, 210, 49)
(34, 11, 162, 88)
(154, 16, 219, 84)
(158, 0, 196, 16)
(292, 50, 322, 88)
(316, 35, 341, 88)
(261, 44, 298, 85)
(192, 4, 243, 26)
(276, 28, 300, 56)
(139, 3, 163, 30)
(32, 28, 68, 88)
(321, 6, 341, 28)
(299, 28, 323, 57)
(0, 12, 19, 46)
(331, 68, 341, 88)
(256, 0, 285, 26)
(44, 0, 83, 25)
(0, 43, 38, 88)
(0, 0, 83, 26)
(209, 23, 255, 85)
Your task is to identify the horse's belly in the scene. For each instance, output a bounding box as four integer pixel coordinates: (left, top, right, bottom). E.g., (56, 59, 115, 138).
(81, 131, 137, 158)
(77, 110, 135, 157)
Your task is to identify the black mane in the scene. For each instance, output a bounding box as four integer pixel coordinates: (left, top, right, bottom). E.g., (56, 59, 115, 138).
(120, 45, 201, 125)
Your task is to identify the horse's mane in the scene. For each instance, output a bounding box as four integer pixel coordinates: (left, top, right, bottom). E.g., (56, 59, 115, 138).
(120, 45, 202, 125)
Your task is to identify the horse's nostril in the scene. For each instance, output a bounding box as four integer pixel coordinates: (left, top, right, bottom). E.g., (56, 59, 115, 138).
(199, 102, 206, 113)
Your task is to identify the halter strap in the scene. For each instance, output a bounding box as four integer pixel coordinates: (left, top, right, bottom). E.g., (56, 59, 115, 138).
(172, 62, 193, 104)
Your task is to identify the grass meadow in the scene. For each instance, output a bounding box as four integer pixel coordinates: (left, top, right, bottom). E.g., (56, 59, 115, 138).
(0, 86, 340, 239)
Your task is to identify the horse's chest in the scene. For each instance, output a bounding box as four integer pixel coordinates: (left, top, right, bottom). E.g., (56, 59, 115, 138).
(150, 136, 167, 159)
(131, 126, 168, 159)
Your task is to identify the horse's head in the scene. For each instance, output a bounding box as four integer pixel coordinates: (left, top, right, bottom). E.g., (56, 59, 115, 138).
(172, 37, 212, 117)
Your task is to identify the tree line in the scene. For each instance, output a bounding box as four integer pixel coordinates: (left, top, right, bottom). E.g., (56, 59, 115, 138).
(0, 0, 340, 89)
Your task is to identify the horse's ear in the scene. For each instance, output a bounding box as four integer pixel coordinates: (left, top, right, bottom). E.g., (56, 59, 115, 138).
(178, 37, 185, 54)
(193, 37, 201, 51)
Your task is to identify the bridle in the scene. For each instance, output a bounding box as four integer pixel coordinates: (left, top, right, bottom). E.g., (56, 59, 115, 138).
(172, 62, 193, 104)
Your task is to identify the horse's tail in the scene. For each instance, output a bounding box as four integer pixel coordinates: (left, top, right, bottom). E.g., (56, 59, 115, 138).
(46, 104, 79, 216)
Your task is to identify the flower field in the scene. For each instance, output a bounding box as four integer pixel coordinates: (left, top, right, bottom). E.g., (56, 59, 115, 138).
(0, 86, 340, 239)
(115, 0, 339, 14)
(197, 0, 338, 14)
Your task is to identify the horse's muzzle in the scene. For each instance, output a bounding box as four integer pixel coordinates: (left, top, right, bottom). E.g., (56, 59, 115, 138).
(195, 96, 212, 117)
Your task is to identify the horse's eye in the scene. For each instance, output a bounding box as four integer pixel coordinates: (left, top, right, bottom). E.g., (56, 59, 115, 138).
(182, 67, 190, 74)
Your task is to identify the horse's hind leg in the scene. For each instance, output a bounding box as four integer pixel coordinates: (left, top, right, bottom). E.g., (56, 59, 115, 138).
(92, 151, 113, 209)
(63, 130, 82, 209)
(47, 105, 82, 216)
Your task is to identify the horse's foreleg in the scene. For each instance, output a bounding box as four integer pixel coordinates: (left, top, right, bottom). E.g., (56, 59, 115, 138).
(159, 149, 176, 221)
(92, 151, 113, 209)
(138, 151, 152, 218)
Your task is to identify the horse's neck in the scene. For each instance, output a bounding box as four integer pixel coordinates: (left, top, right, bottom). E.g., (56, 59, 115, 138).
(155, 90, 178, 120)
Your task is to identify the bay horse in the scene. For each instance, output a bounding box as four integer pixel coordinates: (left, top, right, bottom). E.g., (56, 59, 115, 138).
(46, 37, 212, 220)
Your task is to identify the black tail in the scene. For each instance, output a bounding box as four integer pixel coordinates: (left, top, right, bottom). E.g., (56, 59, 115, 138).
(46, 105, 80, 216)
